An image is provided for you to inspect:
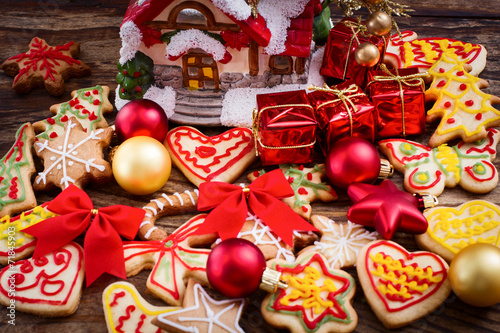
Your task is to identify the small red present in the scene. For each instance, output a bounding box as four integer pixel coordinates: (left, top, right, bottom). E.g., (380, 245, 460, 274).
(308, 81, 375, 154)
(253, 90, 317, 165)
(366, 65, 429, 138)
(320, 17, 387, 88)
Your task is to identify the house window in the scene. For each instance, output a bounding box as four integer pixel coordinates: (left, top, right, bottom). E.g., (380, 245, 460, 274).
(269, 55, 293, 75)
(176, 8, 207, 26)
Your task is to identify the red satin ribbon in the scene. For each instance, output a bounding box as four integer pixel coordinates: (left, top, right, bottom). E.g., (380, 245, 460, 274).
(23, 185, 145, 286)
(195, 169, 317, 246)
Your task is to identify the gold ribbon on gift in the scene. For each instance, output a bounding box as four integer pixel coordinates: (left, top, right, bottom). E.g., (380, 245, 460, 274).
(308, 83, 365, 137)
(341, 18, 386, 80)
(366, 64, 430, 137)
(252, 104, 316, 156)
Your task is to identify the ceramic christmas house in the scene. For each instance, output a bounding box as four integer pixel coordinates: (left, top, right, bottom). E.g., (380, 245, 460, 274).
(118, 0, 321, 125)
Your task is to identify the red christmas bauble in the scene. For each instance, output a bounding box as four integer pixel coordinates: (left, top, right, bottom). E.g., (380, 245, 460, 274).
(207, 238, 266, 298)
(325, 137, 380, 189)
(115, 99, 169, 143)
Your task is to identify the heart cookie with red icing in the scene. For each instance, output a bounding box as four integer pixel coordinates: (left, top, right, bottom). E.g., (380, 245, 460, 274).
(165, 126, 256, 187)
(357, 240, 450, 329)
(0, 242, 85, 317)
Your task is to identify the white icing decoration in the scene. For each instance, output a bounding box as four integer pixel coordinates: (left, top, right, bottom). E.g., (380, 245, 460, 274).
(145, 212, 152, 218)
(166, 29, 227, 62)
(140, 221, 151, 228)
(156, 283, 245, 333)
(184, 190, 196, 205)
(162, 193, 175, 206)
(144, 226, 158, 240)
(119, 20, 142, 65)
(173, 192, 184, 206)
(313, 218, 379, 269)
(35, 119, 106, 188)
(152, 199, 164, 211)
(143, 206, 158, 216)
(211, 0, 251, 21)
(50, 156, 56, 161)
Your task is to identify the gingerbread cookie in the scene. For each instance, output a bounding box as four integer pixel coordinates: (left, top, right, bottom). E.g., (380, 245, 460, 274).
(0, 203, 57, 265)
(379, 128, 500, 196)
(1, 37, 91, 96)
(249, 164, 338, 220)
(34, 117, 114, 191)
(103, 281, 177, 333)
(384, 31, 487, 76)
(357, 240, 451, 329)
(425, 53, 500, 147)
(262, 252, 357, 333)
(300, 216, 380, 270)
(140, 189, 199, 241)
(124, 215, 217, 306)
(153, 279, 246, 333)
(0, 242, 85, 317)
(165, 126, 256, 187)
(34, 85, 113, 141)
(417, 200, 500, 262)
(0, 123, 37, 218)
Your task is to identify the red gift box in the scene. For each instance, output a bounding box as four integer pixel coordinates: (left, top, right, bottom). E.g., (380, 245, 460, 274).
(320, 17, 387, 88)
(253, 90, 317, 165)
(366, 65, 428, 138)
(308, 81, 375, 154)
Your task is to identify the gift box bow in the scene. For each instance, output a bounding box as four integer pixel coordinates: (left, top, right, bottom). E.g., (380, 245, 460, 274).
(23, 185, 145, 286)
(308, 83, 366, 137)
(367, 64, 430, 136)
(194, 169, 318, 246)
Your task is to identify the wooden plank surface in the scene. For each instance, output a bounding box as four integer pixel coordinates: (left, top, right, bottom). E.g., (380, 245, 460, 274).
(0, 1, 499, 332)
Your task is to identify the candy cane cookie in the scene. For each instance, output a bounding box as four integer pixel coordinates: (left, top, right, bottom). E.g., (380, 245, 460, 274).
(140, 189, 199, 241)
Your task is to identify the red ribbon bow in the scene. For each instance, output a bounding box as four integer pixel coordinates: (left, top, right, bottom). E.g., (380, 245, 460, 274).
(195, 169, 317, 246)
(23, 185, 145, 286)
(220, 31, 251, 51)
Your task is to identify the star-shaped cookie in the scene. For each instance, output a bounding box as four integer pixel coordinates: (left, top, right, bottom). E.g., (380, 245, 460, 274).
(262, 252, 357, 333)
(153, 279, 246, 333)
(248, 164, 338, 220)
(1, 37, 91, 96)
(425, 53, 500, 147)
(33, 117, 113, 191)
(300, 216, 380, 270)
(34, 85, 113, 141)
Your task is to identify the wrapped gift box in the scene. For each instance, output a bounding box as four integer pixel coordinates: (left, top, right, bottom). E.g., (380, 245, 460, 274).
(308, 81, 375, 154)
(366, 66, 427, 138)
(320, 17, 387, 88)
(253, 90, 317, 165)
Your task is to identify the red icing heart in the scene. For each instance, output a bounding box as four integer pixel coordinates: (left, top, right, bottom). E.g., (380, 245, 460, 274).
(166, 126, 255, 184)
(364, 240, 448, 312)
(0, 242, 84, 307)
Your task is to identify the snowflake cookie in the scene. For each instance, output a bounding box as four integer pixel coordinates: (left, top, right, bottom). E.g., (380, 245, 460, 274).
(248, 164, 338, 220)
(425, 53, 500, 147)
(1, 37, 91, 96)
(300, 216, 380, 270)
(33, 117, 114, 191)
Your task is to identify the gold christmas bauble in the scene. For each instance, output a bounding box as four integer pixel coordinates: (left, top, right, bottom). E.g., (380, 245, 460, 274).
(449, 243, 500, 307)
(354, 43, 380, 67)
(112, 136, 171, 195)
(366, 11, 392, 36)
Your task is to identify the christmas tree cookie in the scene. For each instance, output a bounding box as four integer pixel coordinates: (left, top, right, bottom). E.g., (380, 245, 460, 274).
(1, 37, 91, 96)
(425, 53, 500, 147)
(0, 123, 37, 218)
(34, 85, 113, 141)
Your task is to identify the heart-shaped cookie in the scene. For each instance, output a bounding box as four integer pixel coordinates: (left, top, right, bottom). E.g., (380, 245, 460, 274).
(165, 126, 256, 187)
(357, 240, 450, 329)
(0, 242, 84, 317)
(417, 200, 500, 262)
(103, 281, 177, 333)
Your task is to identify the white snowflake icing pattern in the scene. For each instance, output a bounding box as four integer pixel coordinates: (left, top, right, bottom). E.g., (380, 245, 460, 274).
(313, 217, 379, 269)
(217, 213, 295, 263)
(35, 119, 106, 189)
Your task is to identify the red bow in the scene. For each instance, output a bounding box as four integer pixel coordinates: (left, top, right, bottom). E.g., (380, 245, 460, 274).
(220, 31, 251, 51)
(23, 185, 145, 286)
(195, 169, 317, 246)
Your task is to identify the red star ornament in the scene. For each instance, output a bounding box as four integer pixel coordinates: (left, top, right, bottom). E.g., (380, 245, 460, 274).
(347, 180, 428, 239)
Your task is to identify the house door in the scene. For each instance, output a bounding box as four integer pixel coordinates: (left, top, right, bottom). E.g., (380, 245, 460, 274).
(182, 53, 220, 91)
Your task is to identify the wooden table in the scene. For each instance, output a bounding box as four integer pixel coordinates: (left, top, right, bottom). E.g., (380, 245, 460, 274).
(1, 1, 499, 332)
